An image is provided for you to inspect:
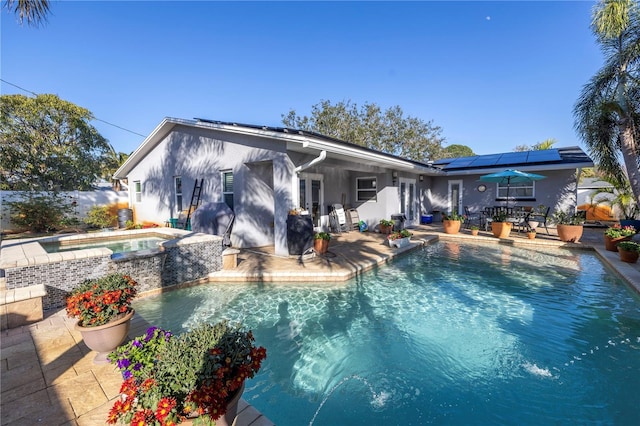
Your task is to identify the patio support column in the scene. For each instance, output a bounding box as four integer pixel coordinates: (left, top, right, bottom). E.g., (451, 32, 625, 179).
(274, 154, 294, 257)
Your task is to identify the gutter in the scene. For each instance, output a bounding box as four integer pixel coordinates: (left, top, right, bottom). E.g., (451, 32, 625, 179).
(294, 150, 327, 173)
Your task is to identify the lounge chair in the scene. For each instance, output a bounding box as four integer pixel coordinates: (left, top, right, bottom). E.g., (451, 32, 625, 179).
(329, 204, 351, 233)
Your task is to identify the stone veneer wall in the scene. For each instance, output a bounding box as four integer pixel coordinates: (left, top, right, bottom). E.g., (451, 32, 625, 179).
(3, 236, 223, 310)
(4, 256, 112, 310)
(162, 240, 223, 285)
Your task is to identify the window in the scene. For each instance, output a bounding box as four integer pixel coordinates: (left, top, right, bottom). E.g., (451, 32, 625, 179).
(222, 171, 234, 209)
(356, 177, 377, 202)
(497, 181, 535, 199)
(134, 180, 142, 203)
(174, 176, 183, 212)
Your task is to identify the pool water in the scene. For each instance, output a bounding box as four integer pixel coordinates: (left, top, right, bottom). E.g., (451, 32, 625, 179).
(41, 236, 165, 254)
(132, 242, 640, 425)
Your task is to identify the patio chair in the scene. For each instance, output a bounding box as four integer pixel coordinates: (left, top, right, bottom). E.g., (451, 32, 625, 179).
(464, 206, 482, 229)
(529, 207, 550, 235)
(329, 204, 350, 233)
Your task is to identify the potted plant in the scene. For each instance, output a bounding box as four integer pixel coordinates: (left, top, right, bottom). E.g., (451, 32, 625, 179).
(470, 225, 480, 236)
(616, 241, 640, 263)
(553, 210, 585, 243)
(379, 219, 394, 234)
(65, 273, 137, 363)
(107, 321, 267, 426)
(603, 224, 636, 251)
(594, 176, 640, 229)
(442, 212, 464, 234)
(490, 211, 512, 239)
(388, 229, 413, 248)
(527, 229, 537, 240)
(313, 231, 331, 254)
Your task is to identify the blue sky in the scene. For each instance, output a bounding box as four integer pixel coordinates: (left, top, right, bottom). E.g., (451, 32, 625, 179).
(2, 1, 601, 157)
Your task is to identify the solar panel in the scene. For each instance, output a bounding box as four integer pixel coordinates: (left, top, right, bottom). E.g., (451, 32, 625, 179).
(445, 158, 476, 168)
(527, 150, 561, 162)
(470, 154, 501, 167)
(497, 152, 528, 165)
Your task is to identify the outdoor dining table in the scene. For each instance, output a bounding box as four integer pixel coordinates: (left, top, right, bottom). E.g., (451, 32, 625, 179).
(481, 207, 533, 232)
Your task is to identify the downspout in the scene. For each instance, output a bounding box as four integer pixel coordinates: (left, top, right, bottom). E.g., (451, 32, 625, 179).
(292, 150, 327, 217)
(295, 150, 327, 173)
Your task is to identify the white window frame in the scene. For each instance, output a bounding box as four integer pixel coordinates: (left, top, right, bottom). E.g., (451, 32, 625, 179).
(497, 181, 535, 200)
(448, 179, 463, 215)
(133, 180, 142, 204)
(356, 176, 377, 202)
(222, 170, 233, 209)
(174, 176, 183, 213)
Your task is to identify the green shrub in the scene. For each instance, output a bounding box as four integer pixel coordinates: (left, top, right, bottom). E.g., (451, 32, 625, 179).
(7, 192, 73, 232)
(84, 205, 116, 229)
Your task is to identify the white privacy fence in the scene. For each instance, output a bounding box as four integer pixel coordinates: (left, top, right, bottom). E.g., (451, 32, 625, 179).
(1, 187, 129, 232)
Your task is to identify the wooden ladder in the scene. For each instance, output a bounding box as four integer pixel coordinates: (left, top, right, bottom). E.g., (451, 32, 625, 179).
(184, 179, 203, 230)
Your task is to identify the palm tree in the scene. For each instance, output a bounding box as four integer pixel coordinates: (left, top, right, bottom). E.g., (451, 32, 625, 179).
(532, 138, 556, 151)
(513, 138, 556, 152)
(101, 145, 130, 190)
(574, 0, 640, 208)
(3, 0, 51, 26)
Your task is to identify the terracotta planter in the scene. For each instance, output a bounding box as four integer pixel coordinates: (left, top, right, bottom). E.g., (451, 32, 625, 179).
(491, 222, 512, 239)
(557, 224, 583, 243)
(443, 220, 461, 234)
(527, 232, 536, 240)
(470, 229, 479, 236)
(604, 235, 632, 252)
(182, 382, 245, 426)
(618, 248, 639, 263)
(379, 224, 393, 234)
(314, 238, 329, 254)
(75, 310, 134, 364)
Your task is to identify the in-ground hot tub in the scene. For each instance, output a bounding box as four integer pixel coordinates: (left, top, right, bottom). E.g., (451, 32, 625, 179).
(0, 228, 223, 310)
(40, 235, 167, 254)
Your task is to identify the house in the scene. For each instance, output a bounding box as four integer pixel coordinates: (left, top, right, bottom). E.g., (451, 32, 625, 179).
(428, 146, 594, 218)
(114, 118, 442, 256)
(114, 118, 593, 256)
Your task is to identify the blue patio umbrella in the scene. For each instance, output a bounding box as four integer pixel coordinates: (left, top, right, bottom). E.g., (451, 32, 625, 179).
(479, 169, 546, 206)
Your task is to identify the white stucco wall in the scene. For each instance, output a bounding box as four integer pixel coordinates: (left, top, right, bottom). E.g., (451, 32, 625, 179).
(125, 125, 294, 254)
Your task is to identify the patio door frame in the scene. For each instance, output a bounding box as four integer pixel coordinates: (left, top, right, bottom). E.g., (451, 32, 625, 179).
(399, 177, 418, 226)
(448, 179, 463, 216)
(298, 172, 324, 228)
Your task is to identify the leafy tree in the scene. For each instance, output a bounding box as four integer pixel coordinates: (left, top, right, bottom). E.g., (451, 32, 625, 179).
(574, 0, 640, 205)
(3, 0, 50, 27)
(0, 94, 111, 191)
(282, 100, 446, 162)
(442, 144, 475, 159)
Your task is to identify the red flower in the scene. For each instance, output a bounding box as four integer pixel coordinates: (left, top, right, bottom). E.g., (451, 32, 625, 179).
(155, 397, 176, 422)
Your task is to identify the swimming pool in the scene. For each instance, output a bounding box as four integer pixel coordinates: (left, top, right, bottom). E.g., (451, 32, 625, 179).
(41, 236, 166, 254)
(132, 241, 640, 425)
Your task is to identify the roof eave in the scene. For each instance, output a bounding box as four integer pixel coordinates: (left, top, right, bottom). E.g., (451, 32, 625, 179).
(113, 117, 182, 179)
(115, 118, 444, 178)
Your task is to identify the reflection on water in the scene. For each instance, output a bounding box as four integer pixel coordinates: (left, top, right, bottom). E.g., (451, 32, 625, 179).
(133, 242, 640, 426)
